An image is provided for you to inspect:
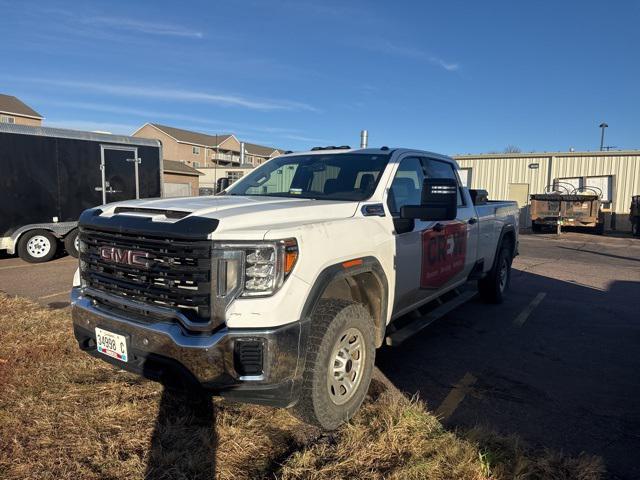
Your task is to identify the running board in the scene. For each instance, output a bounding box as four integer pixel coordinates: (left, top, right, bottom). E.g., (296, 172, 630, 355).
(385, 290, 478, 347)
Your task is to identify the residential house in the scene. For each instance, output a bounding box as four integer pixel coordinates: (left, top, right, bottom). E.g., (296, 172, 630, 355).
(162, 159, 204, 198)
(132, 123, 283, 192)
(0, 94, 43, 126)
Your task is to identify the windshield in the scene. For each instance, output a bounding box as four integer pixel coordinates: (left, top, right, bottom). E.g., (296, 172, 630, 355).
(226, 152, 390, 201)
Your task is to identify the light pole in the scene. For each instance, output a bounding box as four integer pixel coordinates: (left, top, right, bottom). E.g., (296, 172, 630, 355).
(599, 122, 608, 151)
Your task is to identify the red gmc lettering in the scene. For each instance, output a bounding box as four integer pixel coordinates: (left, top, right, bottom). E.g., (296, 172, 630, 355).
(99, 247, 150, 268)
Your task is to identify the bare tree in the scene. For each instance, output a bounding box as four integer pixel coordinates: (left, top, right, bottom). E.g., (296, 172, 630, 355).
(504, 145, 522, 153)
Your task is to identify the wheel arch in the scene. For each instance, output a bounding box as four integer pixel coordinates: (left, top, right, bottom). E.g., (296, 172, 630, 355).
(9, 222, 77, 253)
(301, 256, 389, 348)
(496, 225, 517, 264)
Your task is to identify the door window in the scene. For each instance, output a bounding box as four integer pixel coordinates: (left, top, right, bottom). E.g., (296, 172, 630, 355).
(458, 168, 472, 187)
(387, 157, 425, 216)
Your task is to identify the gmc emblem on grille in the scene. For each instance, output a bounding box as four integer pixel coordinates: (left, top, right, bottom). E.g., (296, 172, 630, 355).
(99, 247, 151, 268)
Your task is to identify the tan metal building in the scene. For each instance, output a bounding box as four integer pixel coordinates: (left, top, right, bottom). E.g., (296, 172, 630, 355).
(453, 151, 640, 231)
(0, 94, 43, 126)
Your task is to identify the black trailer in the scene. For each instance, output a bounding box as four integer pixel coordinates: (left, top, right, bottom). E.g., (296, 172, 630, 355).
(0, 124, 162, 262)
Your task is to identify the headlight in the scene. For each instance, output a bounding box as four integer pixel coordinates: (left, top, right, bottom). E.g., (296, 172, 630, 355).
(243, 239, 298, 296)
(213, 239, 298, 299)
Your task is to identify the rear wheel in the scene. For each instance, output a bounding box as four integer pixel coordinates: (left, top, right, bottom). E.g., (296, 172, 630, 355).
(17, 230, 58, 263)
(478, 243, 512, 304)
(294, 299, 375, 430)
(64, 229, 80, 258)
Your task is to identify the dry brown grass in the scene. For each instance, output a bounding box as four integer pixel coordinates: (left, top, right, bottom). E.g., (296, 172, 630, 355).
(0, 294, 604, 479)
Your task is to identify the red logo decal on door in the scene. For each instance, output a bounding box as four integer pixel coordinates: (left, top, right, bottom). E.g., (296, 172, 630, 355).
(421, 222, 467, 288)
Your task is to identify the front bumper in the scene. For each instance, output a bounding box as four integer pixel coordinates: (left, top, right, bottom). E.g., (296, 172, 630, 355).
(71, 288, 309, 408)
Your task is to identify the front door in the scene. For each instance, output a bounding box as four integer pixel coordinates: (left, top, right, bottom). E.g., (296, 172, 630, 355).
(387, 155, 429, 314)
(101, 146, 140, 204)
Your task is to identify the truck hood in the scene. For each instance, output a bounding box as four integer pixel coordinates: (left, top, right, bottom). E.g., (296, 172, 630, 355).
(100, 195, 360, 234)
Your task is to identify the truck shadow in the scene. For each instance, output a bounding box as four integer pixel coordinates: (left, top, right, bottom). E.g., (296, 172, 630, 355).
(377, 270, 640, 478)
(145, 388, 217, 480)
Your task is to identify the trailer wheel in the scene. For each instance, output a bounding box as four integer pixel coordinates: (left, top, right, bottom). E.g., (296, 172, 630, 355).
(293, 299, 375, 430)
(17, 230, 58, 263)
(64, 229, 80, 258)
(478, 243, 513, 304)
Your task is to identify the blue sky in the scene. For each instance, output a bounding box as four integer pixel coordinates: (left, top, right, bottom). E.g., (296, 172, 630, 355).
(1, 0, 638, 154)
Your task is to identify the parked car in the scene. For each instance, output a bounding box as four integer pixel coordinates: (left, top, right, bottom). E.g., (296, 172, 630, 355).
(0, 124, 162, 262)
(70, 147, 518, 429)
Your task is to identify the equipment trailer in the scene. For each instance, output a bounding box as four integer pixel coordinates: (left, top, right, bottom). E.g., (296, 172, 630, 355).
(0, 124, 162, 262)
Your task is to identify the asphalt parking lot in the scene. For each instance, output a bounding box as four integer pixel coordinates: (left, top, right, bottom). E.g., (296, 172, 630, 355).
(379, 232, 640, 479)
(1, 232, 639, 478)
(0, 253, 77, 308)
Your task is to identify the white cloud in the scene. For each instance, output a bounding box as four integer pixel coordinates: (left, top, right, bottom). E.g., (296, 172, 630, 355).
(45, 120, 139, 135)
(83, 16, 204, 39)
(32, 99, 307, 137)
(281, 134, 331, 143)
(8, 77, 318, 112)
(357, 39, 459, 72)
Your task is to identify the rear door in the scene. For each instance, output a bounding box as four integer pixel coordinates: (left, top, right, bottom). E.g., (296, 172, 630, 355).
(101, 145, 140, 204)
(420, 157, 478, 290)
(387, 156, 478, 317)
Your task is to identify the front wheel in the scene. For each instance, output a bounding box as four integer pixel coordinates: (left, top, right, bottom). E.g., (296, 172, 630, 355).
(294, 299, 375, 430)
(632, 220, 639, 237)
(478, 244, 512, 304)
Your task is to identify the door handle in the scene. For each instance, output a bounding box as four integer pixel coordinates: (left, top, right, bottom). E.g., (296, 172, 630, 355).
(468, 217, 478, 225)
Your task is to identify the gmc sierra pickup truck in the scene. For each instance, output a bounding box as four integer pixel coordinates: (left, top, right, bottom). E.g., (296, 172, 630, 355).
(71, 147, 518, 429)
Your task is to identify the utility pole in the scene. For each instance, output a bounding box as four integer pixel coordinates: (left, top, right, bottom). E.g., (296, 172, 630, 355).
(599, 122, 608, 151)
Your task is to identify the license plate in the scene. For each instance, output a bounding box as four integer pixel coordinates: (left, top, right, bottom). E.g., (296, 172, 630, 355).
(95, 327, 128, 362)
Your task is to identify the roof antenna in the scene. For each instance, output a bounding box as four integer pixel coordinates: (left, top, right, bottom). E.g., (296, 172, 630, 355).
(360, 129, 368, 149)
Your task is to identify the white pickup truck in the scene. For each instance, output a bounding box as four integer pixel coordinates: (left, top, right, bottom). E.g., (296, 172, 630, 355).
(71, 147, 518, 429)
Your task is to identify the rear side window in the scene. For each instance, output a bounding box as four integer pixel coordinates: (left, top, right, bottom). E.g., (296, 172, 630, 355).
(422, 158, 466, 207)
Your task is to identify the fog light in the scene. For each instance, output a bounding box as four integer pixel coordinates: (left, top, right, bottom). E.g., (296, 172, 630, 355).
(234, 339, 264, 377)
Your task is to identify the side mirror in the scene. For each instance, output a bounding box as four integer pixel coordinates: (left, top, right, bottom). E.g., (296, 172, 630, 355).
(400, 178, 458, 221)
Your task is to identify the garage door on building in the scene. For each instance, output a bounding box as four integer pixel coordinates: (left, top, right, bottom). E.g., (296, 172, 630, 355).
(164, 182, 191, 197)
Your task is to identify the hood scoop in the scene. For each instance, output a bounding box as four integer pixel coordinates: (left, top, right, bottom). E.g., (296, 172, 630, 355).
(113, 206, 191, 219)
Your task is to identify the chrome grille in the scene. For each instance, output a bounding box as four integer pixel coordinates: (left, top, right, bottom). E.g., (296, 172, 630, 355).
(79, 228, 212, 322)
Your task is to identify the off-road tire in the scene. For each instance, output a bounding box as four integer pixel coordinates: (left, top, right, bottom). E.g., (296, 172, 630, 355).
(64, 229, 79, 258)
(294, 298, 375, 430)
(17, 229, 58, 263)
(478, 243, 513, 304)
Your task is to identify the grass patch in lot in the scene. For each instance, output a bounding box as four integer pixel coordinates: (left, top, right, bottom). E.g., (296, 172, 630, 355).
(0, 294, 604, 479)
